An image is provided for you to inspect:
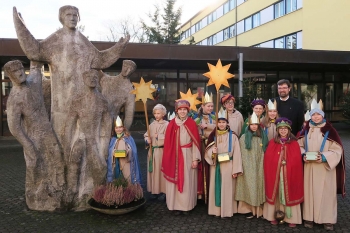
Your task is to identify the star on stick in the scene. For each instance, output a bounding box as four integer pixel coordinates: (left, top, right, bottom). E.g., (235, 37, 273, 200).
(130, 77, 156, 103)
(177, 88, 202, 111)
(203, 59, 234, 91)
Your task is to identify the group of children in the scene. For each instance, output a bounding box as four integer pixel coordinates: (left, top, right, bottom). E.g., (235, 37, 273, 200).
(106, 93, 345, 231)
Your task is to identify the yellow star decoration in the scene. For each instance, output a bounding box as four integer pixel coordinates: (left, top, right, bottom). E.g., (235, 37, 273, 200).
(177, 88, 202, 111)
(130, 77, 156, 103)
(203, 59, 234, 91)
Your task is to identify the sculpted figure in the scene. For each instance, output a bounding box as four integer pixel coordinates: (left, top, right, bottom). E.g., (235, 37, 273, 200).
(63, 69, 111, 209)
(4, 60, 65, 211)
(100, 60, 136, 129)
(13, 5, 130, 145)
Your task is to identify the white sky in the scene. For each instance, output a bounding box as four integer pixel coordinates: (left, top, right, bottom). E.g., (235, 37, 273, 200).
(0, 0, 214, 41)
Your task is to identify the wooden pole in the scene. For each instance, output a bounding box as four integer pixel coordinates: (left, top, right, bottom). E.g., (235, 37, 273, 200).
(215, 90, 219, 146)
(144, 101, 151, 147)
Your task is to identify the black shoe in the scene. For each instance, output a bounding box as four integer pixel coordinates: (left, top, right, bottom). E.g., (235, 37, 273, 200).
(149, 194, 158, 200)
(158, 194, 166, 201)
(173, 210, 181, 216)
(245, 213, 254, 219)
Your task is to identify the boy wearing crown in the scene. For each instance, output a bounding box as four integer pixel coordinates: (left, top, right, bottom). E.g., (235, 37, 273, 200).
(240, 99, 266, 136)
(162, 100, 201, 214)
(107, 116, 141, 184)
(298, 99, 345, 231)
(235, 112, 268, 218)
(205, 108, 243, 217)
(220, 94, 244, 136)
(144, 104, 169, 200)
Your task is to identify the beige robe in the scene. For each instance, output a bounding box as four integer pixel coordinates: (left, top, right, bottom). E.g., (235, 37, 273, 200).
(144, 120, 168, 194)
(298, 122, 342, 224)
(205, 131, 243, 217)
(197, 114, 216, 139)
(165, 117, 201, 211)
(227, 110, 244, 136)
(264, 123, 277, 141)
(263, 197, 302, 224)
(114, 138, 132, 183)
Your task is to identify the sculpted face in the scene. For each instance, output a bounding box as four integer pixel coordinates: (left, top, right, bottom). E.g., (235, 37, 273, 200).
(9, 65, 26, 85)
(63, 8, 79, 29)
(83, 71, 98, 88)
(121, 62, 136, 77)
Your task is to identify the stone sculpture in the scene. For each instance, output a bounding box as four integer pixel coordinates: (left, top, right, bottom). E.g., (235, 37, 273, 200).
(4, 60, 65, 211)
(64, 69, 111, 209)
(9, 5, 132, 210)
(100, 60, 137, 129)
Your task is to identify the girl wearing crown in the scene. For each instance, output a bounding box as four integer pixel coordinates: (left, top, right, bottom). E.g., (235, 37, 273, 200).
(240, 99, 266, 137)
(235, 112, 268, 218)
(261, 99, 279, 140)
(193, 92, 216, 202)
(162, 100, 201, 215)
(298, 99, 345, 231)
(205, 108, 243, 218)
(106, 116, 141, 184)
(144, 104, 169, 200)
(220, 94, 244, 136)
(263, 118, 303, 228)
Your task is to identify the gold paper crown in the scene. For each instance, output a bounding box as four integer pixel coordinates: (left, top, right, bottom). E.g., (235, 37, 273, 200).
(310, 99, 323, 110)
(167, 111, 176, 121)
(267, 99, 277, 110)
(115, 116, 123, 127)
(249, 112, 260, 124)
(202, 92, 213, 104)
(218, 107, 227, 119)
(304, 110, 311, 121)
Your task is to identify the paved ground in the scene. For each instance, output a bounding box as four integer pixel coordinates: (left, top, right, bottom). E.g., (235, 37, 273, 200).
(0, 123, 349, 233)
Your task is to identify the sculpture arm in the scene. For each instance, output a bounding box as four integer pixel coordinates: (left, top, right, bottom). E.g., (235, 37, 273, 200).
(91, 34, 130, 69)
(13, 7, 44, 61)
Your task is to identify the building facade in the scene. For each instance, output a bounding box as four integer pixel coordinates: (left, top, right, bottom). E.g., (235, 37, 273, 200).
(179, 0, 350, 51)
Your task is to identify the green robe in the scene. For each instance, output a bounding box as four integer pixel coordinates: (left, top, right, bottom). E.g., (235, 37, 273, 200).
(235, 135, 265, 206)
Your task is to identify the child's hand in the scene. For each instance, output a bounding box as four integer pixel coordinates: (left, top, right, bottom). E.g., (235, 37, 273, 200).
(192, 160, 198, 169)
(200, 123, 207, 129)
(147, 138, 151, 144)
(232, 173, 238, 178)
(212, 146, 218, 153)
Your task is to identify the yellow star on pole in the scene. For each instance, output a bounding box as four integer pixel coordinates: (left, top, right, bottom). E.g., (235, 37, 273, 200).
(130, 77, 156, 103)
(177, 88, 202, 111)
(203, 59, 234, 91)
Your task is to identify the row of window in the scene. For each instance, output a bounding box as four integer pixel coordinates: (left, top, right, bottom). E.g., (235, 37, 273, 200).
(196, 0, 302, 46)
(181, 0, 245, 41)
(254, 31, 302, 49)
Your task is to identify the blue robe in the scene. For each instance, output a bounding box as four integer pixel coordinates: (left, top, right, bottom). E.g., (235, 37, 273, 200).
(107, 135, 141, 184)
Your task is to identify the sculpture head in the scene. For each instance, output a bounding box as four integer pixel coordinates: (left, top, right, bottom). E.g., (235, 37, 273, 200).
(59, 5, 80, 29)
(83, 69, 99, 88)
(3, 60, 26, 85)
(121, 60, 137, 77)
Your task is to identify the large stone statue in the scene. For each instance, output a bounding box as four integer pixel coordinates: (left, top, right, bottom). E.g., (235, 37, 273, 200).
(100, 60, 137, 129)
(4, 60, 65, 211)
(9, 5, 132, 211)
(63, 69, 111, 209)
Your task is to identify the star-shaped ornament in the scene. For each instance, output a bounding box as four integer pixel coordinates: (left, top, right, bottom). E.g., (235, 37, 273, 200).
(177, 88, 202, 111)
(203, 59, 234, 91)
(130, 77, 156, 103)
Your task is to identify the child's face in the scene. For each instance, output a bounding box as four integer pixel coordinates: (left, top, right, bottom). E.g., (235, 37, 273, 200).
(278, 127, 289, 138)
(202, 102, 214, 114)
(217, 120, 227, 130)
(177, 108, 188, 119)
(311, 112, 323, 124)
(252, 105, 264, 117)
(249, 124, 259, 132)
(115, 126, 124, 134)
(153, 109, 164, 121)
(224, 100, 234, 111)
(268, 110, 277, 119)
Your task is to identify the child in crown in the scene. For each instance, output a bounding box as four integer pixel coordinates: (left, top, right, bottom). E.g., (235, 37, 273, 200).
(261, 99, 280, 140)
(205, 108, 242, 217)
(107, 116, 141, 184)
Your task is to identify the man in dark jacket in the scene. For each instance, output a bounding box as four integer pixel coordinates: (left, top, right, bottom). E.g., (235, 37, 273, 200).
(274, 79, 304, 135)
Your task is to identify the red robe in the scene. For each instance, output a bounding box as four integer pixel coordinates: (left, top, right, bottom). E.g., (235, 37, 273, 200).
(264, 139, 304, 206)
(162, 117, 200, 193)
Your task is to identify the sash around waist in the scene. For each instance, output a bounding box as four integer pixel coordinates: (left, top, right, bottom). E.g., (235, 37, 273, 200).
(180, 141, 193, 148)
